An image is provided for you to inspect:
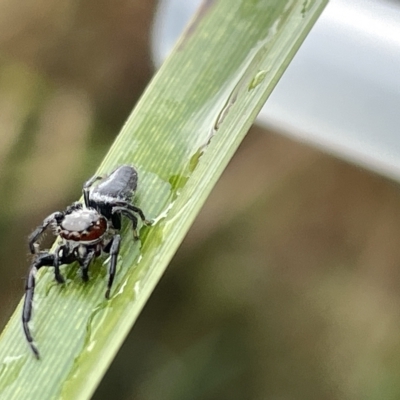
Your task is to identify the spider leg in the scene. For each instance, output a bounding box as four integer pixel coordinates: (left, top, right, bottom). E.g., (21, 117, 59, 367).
(53, 245, 68, 284)
(28, 212, 64, 254)
(83, 174, 102, 207)
(79, 248, 96, 282)
(110, 211, 122, 231)
(112, 207, 139, 240)
(115, 202, 151, 225)
(22, 252, 56, 359)
(104, 234, 121, 299)
(65, 201, 83, 214)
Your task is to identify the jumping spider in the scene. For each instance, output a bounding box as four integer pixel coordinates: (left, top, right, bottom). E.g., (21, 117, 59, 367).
(22, 165, 150, 359)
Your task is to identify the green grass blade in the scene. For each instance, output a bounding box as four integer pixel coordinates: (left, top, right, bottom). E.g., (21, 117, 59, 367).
(0, 0, 328, 398)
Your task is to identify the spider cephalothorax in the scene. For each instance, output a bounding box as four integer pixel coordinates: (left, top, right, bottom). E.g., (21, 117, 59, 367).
(57, 208, 108, 242)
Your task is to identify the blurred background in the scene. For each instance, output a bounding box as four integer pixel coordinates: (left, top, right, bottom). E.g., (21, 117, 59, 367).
(0, 0, 400, 399)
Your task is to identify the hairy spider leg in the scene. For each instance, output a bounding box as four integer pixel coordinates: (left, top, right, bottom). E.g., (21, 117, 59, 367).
(28, 212, 64, 254)
(23, 243, 100, 358)
(65, 201, 84, 213)
(118, 202, 150, 225)
(112, 206, 139, 239)
(23, 252, 57, 359)
(83, 174, 103, 207)
(114, 201, 151, 226)
(53, 245, 67, 284)
(28, 202, 83, 255)
(104, 234, 121, 299)
(79, 248, 96, 282)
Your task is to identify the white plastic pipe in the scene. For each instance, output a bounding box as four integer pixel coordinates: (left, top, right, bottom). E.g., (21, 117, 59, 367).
(152, 0, 400, 181)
